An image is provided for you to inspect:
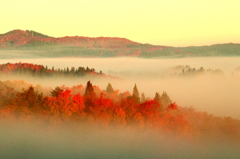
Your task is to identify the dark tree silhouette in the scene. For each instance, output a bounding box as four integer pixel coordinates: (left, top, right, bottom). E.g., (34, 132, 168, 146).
(154, 92, 161, 103)
(106, 83, 114, 93)
(84, 81, 95, 97)
(132, 84, 140, 103)
(84, 81, 96, 109)
(50, 86, 63, 97)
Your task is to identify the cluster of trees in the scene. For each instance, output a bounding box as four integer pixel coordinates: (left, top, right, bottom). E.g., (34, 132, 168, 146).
(25, 30, 52, 38)
(0, 62, 104, 78)
(179, 43, 240, 57)
(0, 80, 188, 135)
(171, 65, 224, 76)
(0, 80, 239, 142)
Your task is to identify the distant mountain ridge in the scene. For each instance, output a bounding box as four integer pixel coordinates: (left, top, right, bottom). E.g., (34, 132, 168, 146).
(0, 29, 141, 48)
(0, 29, 240, 58)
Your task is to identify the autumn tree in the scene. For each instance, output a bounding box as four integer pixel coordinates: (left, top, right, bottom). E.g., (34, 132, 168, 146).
(14, 86, 43, 109)
(120, 97, 139, 123)
(89, 94, 114, 127)
(70, 85, 84, 95)
(139, 100, 161, 122)
(43, 90, 85, 121)
(0, 82, 16, 108)
(4, 86, 44, 119)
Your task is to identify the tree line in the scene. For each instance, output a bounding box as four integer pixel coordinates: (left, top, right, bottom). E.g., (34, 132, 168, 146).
(0, 62, 104, 77)
(0, 80, 239, 142)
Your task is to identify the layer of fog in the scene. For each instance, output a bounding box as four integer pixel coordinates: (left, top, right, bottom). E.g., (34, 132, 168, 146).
(0, 121, 239, 159)
(0, 57, 240, 119)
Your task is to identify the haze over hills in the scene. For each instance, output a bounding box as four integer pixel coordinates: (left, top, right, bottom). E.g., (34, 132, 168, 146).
(0, 29, 240, 58)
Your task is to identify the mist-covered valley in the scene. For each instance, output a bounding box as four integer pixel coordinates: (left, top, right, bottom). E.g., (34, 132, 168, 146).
(1, 57, 240, 118)
(1, 57, 240, 158)
(0, 120, 239, 159)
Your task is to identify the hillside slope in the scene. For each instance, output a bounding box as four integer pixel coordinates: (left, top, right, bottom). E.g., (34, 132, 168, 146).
(0, 30, 239, 58)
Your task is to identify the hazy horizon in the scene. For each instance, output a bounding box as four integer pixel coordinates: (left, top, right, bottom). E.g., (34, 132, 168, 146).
(2, 0, 240, 46)
(1, 29, 240, 47)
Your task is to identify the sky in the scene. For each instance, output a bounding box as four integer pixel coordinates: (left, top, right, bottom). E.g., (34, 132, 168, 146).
(1, 0, 240, 46)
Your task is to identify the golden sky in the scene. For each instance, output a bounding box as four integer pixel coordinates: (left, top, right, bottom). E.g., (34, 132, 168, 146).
(1, 0, 240, 46)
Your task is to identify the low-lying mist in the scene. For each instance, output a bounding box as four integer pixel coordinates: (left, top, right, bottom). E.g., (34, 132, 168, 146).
(0, 57, 240, 118)
(0, 121, 239, 159)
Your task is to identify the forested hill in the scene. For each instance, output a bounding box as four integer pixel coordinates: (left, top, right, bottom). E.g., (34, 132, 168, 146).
(0, 62, 109, 78)
(0, 29, 240, 58)
(0, 79, 240, 144)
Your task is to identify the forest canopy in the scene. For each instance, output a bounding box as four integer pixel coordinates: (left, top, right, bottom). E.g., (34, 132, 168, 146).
(0, 79, 239, 143)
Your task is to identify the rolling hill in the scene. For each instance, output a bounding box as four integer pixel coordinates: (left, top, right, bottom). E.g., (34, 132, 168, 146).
(0, 29, 239, 58)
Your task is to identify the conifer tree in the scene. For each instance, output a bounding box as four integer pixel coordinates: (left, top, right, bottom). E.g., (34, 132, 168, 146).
(154, 92, 163, 111)
(141, 93, 146, 103)
(154, 92, 161, 103)
(160, 91, 172, 108)
(84, 81, 95, 97)
(7, 86, 44, 117)
(84, 81, 96, 110)
(132, 84, 140, 103)
(86, 67, 90, 73)
(51, 86, 63, 97)
(70, 67, 75, 75)
(106, 83, 114, 93)
(66, 67, 70, 74)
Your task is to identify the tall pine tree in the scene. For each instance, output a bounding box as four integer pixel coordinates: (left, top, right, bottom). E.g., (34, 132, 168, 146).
(132, 84, 140, 103)
(106, 83, 114, 93)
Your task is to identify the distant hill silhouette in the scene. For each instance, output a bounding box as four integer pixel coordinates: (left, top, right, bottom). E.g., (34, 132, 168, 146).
(0, 29, 240, 58)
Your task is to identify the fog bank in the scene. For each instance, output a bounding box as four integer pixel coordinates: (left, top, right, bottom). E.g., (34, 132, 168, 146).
(0, 121, 239, 159)
(0, 57, 240, 118)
